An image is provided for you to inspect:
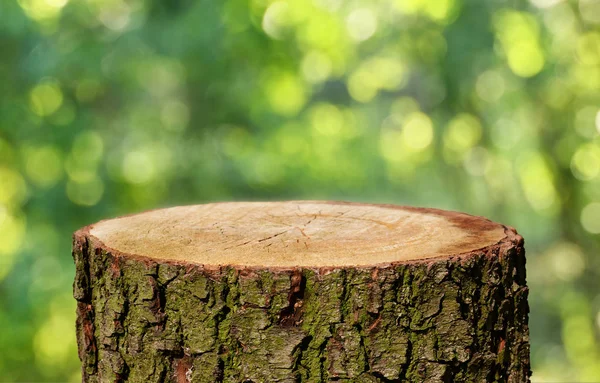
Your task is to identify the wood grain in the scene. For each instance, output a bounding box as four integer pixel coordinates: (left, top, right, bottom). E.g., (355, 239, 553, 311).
(85, 201, 509, 268)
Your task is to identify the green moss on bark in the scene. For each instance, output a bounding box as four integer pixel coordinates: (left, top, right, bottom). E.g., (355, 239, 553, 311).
(73, 234, 530, 382)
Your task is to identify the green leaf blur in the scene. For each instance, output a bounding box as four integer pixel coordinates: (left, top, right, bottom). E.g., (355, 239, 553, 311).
(1, 0, 599, 381)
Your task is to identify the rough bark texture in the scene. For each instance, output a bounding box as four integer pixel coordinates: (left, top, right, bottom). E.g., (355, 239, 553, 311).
(73, 229, 530, 382)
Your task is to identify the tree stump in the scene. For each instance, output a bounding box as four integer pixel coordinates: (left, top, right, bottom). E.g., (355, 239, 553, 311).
(72, 201, 530, 383)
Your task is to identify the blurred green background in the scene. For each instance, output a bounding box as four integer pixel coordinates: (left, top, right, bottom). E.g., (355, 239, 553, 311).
(1, 0, 599, 381)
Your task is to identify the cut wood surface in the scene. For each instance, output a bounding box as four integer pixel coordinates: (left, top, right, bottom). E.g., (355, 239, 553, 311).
(86, 201, 508, 267)
(73, 201, 530, 383)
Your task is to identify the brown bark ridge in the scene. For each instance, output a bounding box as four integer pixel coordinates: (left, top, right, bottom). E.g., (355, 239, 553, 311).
(72, 201, 530, 382)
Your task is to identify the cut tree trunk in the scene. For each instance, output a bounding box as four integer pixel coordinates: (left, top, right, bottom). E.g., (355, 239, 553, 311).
(72, 201, 530, 383)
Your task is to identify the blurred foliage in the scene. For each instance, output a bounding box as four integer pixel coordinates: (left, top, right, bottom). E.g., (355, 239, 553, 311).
(0, 0, 600, 380)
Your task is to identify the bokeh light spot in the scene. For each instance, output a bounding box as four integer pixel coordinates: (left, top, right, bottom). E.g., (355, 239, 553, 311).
(348, 70, 377, 103)
(298, 13, 344, 50)
(97, 0, 132, 32)
(423, 0, 456, 23)
(476, 70, 505, 102)
(380, 111, 434, 164)
(546, 242, 585, 281)
(346, 8, 377, 42)
(581, 202, 600, 234)
(18, 0, 68, 22)
(29, 79, 64, 117)
(310, 103, 343, 137)
(23, 145, 63, 188)
(518, 152, 559, 213)
(570, 143, 600, 181)
(0, 168, 28, 205)
(122, 151, 156, 184)
(264, 71, 307, 116)
(572, 62, 600, 91)
(393, 0, 458, 23)
(529, 0, 563, 8)
(65, 131, 104, 183)
(73, 131, 104, 164)
(494, 10, 545, 77)
(347, 58, 405, 103)
(262, 1, 297, 39)
(65, 155, 98, 183)
(444, 113, 482, 154)
(403, 112, 434, 151)
(371, 58, 405, 91)
(301, 51, 332, 84)
(506, 41, 545, 77)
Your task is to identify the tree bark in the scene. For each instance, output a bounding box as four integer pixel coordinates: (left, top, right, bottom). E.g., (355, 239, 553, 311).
(72, 201, 530, 382)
